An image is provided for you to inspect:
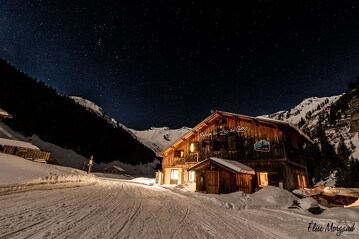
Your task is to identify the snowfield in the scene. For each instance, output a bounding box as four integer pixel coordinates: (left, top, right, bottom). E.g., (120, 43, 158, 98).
(0, 152, 358, 238)
(0, 178, 358, 238)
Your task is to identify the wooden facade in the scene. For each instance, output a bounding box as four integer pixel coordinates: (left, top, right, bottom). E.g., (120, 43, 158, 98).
(188, 157, 255, 194)
(160, 111, 313, 194)
(1, 145, 52, 163)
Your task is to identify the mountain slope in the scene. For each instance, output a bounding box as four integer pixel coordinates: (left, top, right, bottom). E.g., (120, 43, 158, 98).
(0, 58, 155, 165)
(267, 95, 341, 126)
(267, 94, 359, 159)
(130, 127, 191, 155)
(69, 96, 190, 155)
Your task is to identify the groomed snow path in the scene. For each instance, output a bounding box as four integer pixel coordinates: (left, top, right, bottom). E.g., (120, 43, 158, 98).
(0, 180, 357, 239)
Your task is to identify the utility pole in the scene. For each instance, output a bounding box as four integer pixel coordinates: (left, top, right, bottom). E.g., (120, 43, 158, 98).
(87, 155, 93, 174)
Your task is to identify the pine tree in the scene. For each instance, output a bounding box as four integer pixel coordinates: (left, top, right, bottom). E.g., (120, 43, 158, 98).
(303, 143, 322, 185)
(298, 117, 306, 128)
(335, 138, 351, 187)
(347, 159, 359, 187)
(329, 103, 337, 125)
(316, 124, 340, 180)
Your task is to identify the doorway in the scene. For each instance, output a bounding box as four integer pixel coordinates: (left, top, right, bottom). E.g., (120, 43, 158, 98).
(206, 170, 219, 194)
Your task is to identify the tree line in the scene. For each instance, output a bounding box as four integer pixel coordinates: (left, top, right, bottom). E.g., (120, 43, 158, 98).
(0, 58, 156, 165)
(304, 79, 359, 188)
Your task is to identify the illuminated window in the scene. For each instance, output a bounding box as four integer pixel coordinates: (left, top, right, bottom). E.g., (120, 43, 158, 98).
(171, 169, 179, 179)
(174, 150, 184, 158)
(258, 172, 268, 187)
(301, 175, 307, 188)
(297, 174, 301, 188)
(190, 142, 199, 153)
(170, 169, 179, 184)
(188, 171, 195, 182)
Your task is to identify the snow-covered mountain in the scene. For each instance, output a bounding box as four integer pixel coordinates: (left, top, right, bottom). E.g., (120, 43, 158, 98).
(70, 96, 191, 155)
(70, 96, 138, 139)
(70, 96, 106, 117)
(130, 127, 191, 155)
(267, 94, 359, 160)
(266, 95, 341, 126)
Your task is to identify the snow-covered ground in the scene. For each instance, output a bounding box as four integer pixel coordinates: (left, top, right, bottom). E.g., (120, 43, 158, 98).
(0, 152, 358, 238)
(0, 153, 96, 195)
(0, 180, 358, 238)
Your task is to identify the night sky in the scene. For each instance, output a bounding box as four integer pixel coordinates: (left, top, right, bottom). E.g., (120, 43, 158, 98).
(1, 1, 359, 129)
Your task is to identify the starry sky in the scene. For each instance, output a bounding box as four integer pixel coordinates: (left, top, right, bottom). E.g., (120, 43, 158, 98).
(1, 1, 359, 129)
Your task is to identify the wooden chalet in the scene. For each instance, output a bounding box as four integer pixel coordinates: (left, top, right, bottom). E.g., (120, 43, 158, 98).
(159, 110, 313, 194)
(104, 165, 125, 175)
(0, 108, 59, 165)
(0, 138, 52, 163)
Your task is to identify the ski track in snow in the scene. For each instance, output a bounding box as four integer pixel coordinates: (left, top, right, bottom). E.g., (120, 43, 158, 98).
(0, 180, 358, 239)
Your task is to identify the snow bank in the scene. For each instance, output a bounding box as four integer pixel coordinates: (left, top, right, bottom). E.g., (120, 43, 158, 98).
(246, 186, 299, 209)
(292, 188, 310, 197)
(317, 207, 359, 221)
(93, 172, 133, 180)
(165, 185, 302, 211)
(297, 197, 319, 211)
(0, 153, 96, 194)
(129, 177, 156, 186)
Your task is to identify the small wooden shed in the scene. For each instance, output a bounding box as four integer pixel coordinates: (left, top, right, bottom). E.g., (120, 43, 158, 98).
(104, 165, 125, 175)
(0, 108, 12, 121)
(188, 157, 255, 194)
(0, 138, 52, 163)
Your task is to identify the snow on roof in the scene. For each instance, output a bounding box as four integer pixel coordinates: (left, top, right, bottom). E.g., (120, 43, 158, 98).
(0, 138, 40, 150)
(106, 165, 125, 172)
(188, 157, 255, 175)
(0, 108, 12, 118)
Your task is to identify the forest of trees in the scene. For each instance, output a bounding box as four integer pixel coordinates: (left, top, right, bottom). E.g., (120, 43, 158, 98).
(0, 58, 156, 165)
(304, 79, 359, 188)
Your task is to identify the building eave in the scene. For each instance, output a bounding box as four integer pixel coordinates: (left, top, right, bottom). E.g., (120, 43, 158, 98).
(160, 110, 314, 157)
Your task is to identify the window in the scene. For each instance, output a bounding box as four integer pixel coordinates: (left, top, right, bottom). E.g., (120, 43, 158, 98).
(228, 136, 237, 150)
(190, 142, 199, 153)
(296, 174, 307, 188)
(296, 174, 302, 188)
(258, 172, 268, 187)
(188, 171, 195, 182)
(213, 140, 221, 151)
(174, 150, 184, 158)
(301, 175, 307, 188)
(170, 169, 179, 184)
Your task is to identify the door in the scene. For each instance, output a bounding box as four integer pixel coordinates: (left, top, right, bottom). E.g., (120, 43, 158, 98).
(170, 169, 179, 184)
(206, 170, 219, 194)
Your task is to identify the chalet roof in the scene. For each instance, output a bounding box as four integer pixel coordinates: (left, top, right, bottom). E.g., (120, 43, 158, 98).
(161, 110, 313, 155)
(188, 157, 255, 175)
(106, 165, 125, 172)
(0, 108, 12, 119)
(0, 138, 40, 150)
